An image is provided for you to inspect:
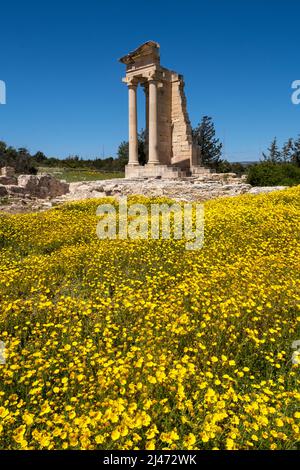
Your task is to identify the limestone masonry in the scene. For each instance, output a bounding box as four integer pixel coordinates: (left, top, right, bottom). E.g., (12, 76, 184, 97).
(54, 176, 286, 205)
(120, 41, 207, 178)
(0, 166, 287, 214)
(0, 166, 69, 199)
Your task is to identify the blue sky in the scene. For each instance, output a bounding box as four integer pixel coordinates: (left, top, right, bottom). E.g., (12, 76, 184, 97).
(0, 0, 299, 161)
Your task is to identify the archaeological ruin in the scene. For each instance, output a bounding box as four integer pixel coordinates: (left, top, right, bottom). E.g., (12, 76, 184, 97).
(0, 166, 69, 199)
(119, 41, 210, 179)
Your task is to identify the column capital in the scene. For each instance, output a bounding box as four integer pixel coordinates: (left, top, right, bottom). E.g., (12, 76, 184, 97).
(147, 74, 163, 89)
(127, 81, 138, 89)
(148, 77, 158, 84)
(125, 77, 139, 88)
(147, 70, 160, 82)
(122, 76, 139, 87)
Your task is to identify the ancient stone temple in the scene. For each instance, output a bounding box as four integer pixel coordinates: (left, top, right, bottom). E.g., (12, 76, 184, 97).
(119, 41, 209, 179)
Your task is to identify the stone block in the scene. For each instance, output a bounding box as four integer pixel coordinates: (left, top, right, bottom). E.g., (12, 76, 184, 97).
(0, 185, 8, 197)
(125, 164, 186, 179)
(7, 185, 26, 196)
(1, 166, 15, 177)
(0, 176, 17, 185)
(17, 174, 69, 198)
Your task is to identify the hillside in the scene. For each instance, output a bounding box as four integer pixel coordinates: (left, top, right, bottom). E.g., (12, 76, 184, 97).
(0, 187, 300, 449)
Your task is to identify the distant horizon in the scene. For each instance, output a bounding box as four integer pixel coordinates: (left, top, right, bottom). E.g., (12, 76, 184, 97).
(0, 0, 299, 162)
(0, 137, 262, 164)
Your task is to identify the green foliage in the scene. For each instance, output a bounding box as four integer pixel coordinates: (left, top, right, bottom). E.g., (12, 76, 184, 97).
(117, 141, 129, 168)
(247, 162, 300, 186)
(282, 138, 294, 162)
(262, 138, 282, 163)
(192, 116, 223, 168)
(262, 135, 300, 166)
(37, 167, 124, 183)
(291, 136, 300, 166)
(0, 140, 128, 174)
(117, 129, 147, 167)
(216, 160, 246, 175)
(251, 135, 300, 186)
(0, 141, 37, 174)
(33, 151, 47, 163)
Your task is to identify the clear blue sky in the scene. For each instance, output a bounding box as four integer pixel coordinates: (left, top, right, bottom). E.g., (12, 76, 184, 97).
(0, 0, 299, 161)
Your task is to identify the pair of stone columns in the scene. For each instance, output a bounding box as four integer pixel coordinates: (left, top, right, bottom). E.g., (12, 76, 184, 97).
(128, 79, 159, 165)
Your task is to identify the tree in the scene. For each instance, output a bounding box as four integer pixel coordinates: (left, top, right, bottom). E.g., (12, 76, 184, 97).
(281, 138, 294, 162)
(0, 143, 37, 174)
(262, 138, 282, 163)
(290, 135, 300, 167)
(0, 141, 7, 155)
(192, 116, 223, 168)
(117, 130, 147, 169)
(117, 140, 129, 164)
(137, 129, 147, 165)
(33, 151, 47, 163)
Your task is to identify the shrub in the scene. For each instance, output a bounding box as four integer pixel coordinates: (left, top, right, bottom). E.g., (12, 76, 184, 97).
(247, 162, 300, 186)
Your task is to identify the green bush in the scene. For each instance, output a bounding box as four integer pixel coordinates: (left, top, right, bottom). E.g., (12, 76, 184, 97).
(247, 162, 300, 186)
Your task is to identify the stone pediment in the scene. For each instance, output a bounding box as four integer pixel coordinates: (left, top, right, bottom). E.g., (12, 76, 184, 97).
(119, 41, 160, 69)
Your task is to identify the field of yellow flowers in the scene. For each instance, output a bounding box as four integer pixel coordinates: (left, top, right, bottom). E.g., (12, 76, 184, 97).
(0, 187, 300, 450)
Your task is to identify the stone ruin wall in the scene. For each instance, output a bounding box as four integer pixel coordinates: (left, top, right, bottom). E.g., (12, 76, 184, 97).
(156, 68, 196, 170)
(170, 73, 195, 169)
(0, 166, 69, 199)
(157, 69, 172, 165)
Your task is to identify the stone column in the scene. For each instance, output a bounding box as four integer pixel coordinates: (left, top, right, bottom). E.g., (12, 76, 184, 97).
(148, 79, 160, 164)
(128, 83, 139, 165)
(142, 83, 149, 162)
